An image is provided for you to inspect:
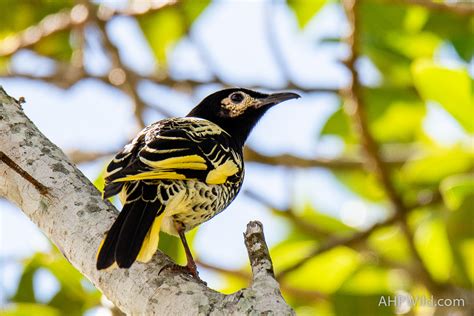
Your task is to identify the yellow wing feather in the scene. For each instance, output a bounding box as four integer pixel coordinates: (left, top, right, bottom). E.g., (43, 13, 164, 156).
(137, 214, 164, 262)
(206, 160, 239, 184)
(140, 155, 207, 170)
(113, 171, 186, 182)
(112, 155, 207, 182)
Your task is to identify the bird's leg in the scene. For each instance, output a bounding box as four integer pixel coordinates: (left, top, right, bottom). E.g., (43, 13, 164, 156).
(177, 225, 199, 278)
(158, 222, 205, 284)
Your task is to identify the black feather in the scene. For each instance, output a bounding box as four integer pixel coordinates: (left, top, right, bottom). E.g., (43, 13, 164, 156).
(114, 190, 163, 268)
(96, 207, 129, 270)
(103, 182, 123, 199)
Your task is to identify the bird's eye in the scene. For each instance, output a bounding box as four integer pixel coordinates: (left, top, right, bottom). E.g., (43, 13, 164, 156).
(230, 93, 244, 103)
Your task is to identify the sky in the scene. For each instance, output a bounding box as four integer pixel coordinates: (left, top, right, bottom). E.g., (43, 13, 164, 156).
(0, 0, 468, 313)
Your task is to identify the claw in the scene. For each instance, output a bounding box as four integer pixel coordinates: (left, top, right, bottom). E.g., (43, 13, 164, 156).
(158, 262, 207, 285)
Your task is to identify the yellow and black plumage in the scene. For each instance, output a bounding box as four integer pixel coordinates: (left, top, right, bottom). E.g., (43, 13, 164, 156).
(96, 88, 300, 276)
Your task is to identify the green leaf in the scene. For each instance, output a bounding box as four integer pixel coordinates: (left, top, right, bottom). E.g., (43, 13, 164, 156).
(370, 100, 425, 143)
(11, 264, 37, 303)
(302, 208, 355, 235)
(138, 1, 209, 65)
(294, 301, 333, 316)
(364, 87, 425, 143)
(33, 30, 72, 61)
(159, 227, 199, 265)
(48, 290, 85, 316)
(412, 60, 473, 133)
(414, 216, 453, 283)
(0, 1, 74, 61)
(340, 266, 404, 295)
(440, 174, 474, 211)
(359, 1, 413, 85)
(403, 6, 429, 33)
(445, 188, 474, 243)
(333, 293, 394, 316)
(219, 273, 248, 295)
(271, 240, 315, 273)
(287, 0, 327, 29)
(459, 240, 474, 284)
(1, 303, 61, 316)
(401, 146, 474, 185)
(444, 177, 474, 286)
(0, 56, 10, 74)
(180, 0, 210, 27)
(138, 8, 185, 65)
(422, 11, 474, 62)
(283, 247, 360, 293)
(0, 0, 74, 39)
(287, 203, 356, 239)
(158, 232, 182, 264)
(321, 87, 425, 144)
(320, 106, 352, 140)
(92, 167, 106, 193)
(368, 226, 411, 264)
(334, 170, 386, 201)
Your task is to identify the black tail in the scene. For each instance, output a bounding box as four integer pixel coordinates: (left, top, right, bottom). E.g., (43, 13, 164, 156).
(96, 204, 129, 270)
(96, 199, 161, 270)
(103, 182, 123, 199)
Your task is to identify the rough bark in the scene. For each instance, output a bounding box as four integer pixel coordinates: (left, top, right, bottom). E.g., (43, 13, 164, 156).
(0, 86, 294, 315)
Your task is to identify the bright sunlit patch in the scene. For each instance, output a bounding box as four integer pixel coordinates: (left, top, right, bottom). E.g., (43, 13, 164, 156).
(33, 268, 60, 303)
(100, 295, 115, 308)
(423, 102, 470, 146)
(341, 200, 368, 229)
(85, 307, 113, 316)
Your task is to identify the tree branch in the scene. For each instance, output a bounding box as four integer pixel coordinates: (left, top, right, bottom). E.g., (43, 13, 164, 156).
(342, 0, 443, 294)
(196, 259, 327, 301)
(244, 147, 404, 169)
(94, 18, 148, 129)
(0, 86, 293, 315)
(0, 4, 90, 57)
(0, 1, 180, 58)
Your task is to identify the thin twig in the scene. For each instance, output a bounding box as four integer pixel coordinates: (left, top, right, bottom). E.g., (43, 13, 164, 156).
(244, 190, 332, 239)
(264, 2, 294, 85)
(66, 149, 115, 164)
(94, 19, 147, 129)
(244, 147, 404, 169)
(0, 151, 49, 195)
(244, 221, 276, 279)
(2, 70, 340, 95)
(0, 1, 179, 58)
(98, 0, 178, 19)
(342, 0, 442, 293)
(63, 146, 407, 169)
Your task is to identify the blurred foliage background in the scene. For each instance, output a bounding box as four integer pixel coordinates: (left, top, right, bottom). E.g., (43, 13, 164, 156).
(0, 0, 473, 315)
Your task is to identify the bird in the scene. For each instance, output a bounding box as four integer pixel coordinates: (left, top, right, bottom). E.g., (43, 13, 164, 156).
(96, 88, 300, 278)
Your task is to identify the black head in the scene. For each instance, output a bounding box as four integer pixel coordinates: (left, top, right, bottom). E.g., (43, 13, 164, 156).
(187, 88, 300, 147)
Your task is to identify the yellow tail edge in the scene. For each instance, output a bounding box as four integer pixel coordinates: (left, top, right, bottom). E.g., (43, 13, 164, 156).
(136, 214, 164, 263)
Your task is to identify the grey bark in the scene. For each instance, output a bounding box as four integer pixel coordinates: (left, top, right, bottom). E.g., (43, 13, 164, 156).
(0, 86, 294, 315)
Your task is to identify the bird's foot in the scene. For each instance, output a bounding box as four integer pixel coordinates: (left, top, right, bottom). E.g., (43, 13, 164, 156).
(159, 263, 207, 285)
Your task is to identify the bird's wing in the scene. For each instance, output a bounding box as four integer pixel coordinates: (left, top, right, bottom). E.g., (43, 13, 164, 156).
(102, 118, 242, 198)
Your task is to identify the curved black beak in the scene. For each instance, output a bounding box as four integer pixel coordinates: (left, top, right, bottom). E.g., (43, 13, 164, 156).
(258, 92, 301, 108)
